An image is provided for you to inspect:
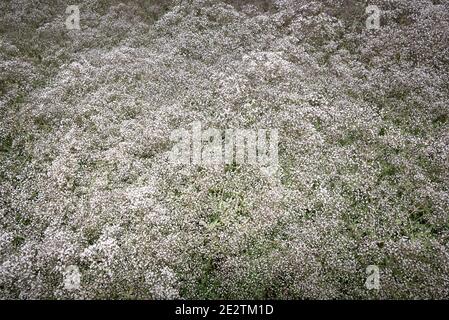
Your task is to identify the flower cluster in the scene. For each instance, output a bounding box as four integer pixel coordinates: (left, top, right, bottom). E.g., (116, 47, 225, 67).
(0, 0, 448, 299)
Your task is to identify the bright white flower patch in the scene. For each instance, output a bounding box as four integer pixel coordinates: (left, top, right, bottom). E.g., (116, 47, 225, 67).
(0, 0, 448, 299)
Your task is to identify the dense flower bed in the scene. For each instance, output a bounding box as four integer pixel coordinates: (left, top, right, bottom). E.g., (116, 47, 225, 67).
(0, 0, 448, 299)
